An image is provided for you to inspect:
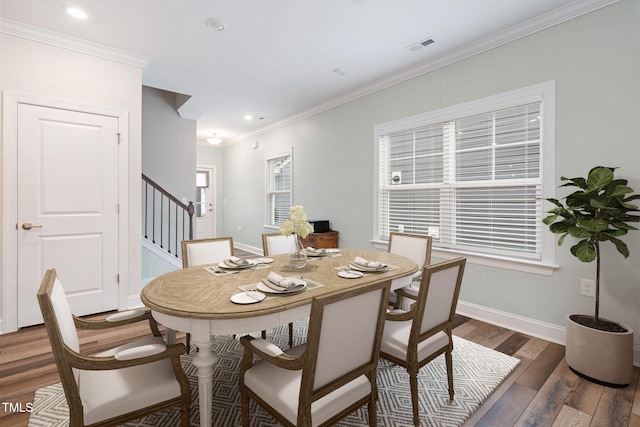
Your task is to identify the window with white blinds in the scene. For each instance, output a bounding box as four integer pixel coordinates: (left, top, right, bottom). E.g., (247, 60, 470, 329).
(376, 83, 554, 263)
(265, 149, 292, 226)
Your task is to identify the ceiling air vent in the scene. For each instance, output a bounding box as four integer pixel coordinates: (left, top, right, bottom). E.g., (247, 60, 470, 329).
(407, 37, 435, 52)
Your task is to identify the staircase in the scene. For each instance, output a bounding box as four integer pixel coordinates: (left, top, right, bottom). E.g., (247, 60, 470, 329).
(142, 173, 194, 265)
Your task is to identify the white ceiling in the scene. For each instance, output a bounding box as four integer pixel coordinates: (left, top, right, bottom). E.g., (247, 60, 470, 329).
(0, 0, 614, 146)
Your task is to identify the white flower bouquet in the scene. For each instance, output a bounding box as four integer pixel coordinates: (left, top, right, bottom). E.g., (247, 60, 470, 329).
(280, 205, 314, 238)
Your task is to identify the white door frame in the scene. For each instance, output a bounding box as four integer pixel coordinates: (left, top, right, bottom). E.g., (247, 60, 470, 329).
(196, 163, 217, 238)
(2, 91, 130, 333)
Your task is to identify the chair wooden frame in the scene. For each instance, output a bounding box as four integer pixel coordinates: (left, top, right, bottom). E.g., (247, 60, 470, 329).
(261, 233, 296, 348)
(37, 269, 191, 427)
(380, 257, 466, 427)
(387, 232, 432, 309)
(239, 281, 390, 427)
(181, 236, 234, 267)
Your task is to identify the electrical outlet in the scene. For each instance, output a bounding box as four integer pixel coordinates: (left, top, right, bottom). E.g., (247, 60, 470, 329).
(580, 279, 595, 297)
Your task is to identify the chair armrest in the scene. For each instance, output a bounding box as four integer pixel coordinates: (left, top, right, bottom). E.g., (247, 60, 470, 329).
(73, 310, 162, 337)
(106, 309, 147, 322)
(64, 342, 187, 371)
(385, 306, 416, 322)
(74, 309, 154, 329)
(115, 343, 167, 361)
(240, 336, 302, 370)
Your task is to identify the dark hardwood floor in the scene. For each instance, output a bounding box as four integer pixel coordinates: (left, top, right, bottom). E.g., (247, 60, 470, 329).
(2, 311, 638, 426)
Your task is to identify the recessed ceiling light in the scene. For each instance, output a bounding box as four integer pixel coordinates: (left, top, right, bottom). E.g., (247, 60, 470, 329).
(204, 18, 227, 31)
(244, 114, 254, 121)
(66, 7, 88, 20)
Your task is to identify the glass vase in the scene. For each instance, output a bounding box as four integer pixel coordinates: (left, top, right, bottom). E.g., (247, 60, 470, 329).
(288, 234, 308, 269)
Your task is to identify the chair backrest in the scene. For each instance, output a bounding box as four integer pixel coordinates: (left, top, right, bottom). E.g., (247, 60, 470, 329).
(37, 269, 82, 395)
(300, 281, 390, 400)
(412, 257, 466, 341)
(261, 233, 294, 256)
(181, 237, 234, 267)
(388, 232, 432, 270)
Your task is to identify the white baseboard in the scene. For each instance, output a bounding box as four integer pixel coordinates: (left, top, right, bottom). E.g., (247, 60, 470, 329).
(457, 300, 640, 367)
(234, 242, 262, 255)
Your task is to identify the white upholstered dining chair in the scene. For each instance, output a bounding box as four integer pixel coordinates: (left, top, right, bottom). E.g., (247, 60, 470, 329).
(37, 269, 191, 427)
(181, 236, 234, 267)
(181, 236, 251, 346)
(239, 281, 390, 427)
(380, 257, 466, 427)
(387, 232, 432, 309)
(262, 233, 297, 348)
(262, 232, 295, 257)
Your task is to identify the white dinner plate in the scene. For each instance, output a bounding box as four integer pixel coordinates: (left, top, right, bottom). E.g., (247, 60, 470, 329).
(253, 257, 274, 264)
(257, 280, 307, 294)
(338, 270, 364, 279)
(230, 291, 266, 304)
(304, 250, 331, 257)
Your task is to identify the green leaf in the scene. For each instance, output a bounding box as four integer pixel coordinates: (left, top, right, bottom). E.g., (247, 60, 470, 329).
(587, 167, 614, 191)
(609, 236, 630, 258)
(576, 218, 608, 232)
(607, 185, 633, 198)
(611, 221, 637, 231)
(557, 233, 567, 246)
(570, 239, 596, 262)
(567, 225, 592, 238)
(549, 222, 570, 234)
(542, 214, 558, 225)
(545, 198, 564, 208)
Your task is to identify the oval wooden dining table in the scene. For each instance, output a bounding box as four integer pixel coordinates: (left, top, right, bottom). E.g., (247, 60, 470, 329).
(141, 248, 418, 427)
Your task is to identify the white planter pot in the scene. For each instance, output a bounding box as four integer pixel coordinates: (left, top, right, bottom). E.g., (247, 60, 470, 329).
(565, 314, 634, 387)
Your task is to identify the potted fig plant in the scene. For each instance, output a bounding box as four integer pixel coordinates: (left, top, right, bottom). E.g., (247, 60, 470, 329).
(543, 166, 639, 387)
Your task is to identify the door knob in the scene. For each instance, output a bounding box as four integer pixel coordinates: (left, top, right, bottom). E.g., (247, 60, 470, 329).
(22, 222, 43, 230)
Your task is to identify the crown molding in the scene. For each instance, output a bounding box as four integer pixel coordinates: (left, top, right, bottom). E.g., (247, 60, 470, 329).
(235, 0, 619, 142)
(0, 17, 149, 68)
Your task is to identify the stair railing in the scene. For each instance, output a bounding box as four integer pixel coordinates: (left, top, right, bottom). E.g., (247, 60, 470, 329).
(142, 173, 194, 259)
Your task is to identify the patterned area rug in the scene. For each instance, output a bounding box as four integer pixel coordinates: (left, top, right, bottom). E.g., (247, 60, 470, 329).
(29, 320, 519, 426)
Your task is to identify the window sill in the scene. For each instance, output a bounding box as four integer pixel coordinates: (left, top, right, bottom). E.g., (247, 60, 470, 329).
(371, 240, 558, 276)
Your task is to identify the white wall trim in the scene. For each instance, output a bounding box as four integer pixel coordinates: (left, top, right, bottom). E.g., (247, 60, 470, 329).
(234, 242, 263, 256)
(1, 91, 130, 333)
(457, 300, 640, 367)
(234, 0, 619, 143)
(142, 238, 183, 270)
(0, 17, 149, 68)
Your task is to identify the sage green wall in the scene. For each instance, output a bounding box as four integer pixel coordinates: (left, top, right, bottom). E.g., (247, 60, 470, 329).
(215, 1, 640, 342)
(141, 86, 197, 279)
(142, 86, 197, 201)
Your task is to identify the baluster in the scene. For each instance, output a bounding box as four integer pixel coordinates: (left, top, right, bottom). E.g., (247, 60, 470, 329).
(152, 189, 156, 244)
(160, 194, 164, 248)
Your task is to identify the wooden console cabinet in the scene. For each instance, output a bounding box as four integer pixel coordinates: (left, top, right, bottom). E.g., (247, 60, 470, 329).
(300, 230, 339, 249)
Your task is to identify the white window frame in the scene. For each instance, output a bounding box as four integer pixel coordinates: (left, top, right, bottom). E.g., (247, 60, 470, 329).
(373, 81, 557, 275)
(264, 147, 293, 229)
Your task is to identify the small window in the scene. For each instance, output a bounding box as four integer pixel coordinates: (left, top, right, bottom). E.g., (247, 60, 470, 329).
(195, 170, 209, 218)
(265, 148, 292, 227)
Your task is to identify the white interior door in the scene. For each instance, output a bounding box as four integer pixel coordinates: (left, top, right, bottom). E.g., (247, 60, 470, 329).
(195, 166, 215, 239)
(17, 104, 120, 327)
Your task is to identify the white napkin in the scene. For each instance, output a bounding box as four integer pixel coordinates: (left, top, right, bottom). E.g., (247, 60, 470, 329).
(267, 271, 302, 289)
(228, 256, 249, 266)
(354, 256, 383, 269)
(306, 246, 327, 255)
